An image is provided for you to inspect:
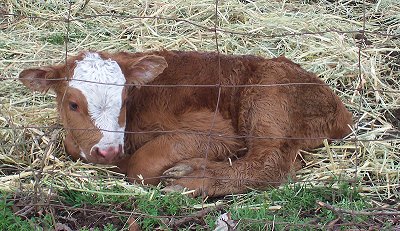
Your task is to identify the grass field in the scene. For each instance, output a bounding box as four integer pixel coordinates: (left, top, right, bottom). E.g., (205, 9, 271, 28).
(1, 0, 399, 230)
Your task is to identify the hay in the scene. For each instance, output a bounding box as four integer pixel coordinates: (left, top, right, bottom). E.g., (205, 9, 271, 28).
(0, 0, 399, 201)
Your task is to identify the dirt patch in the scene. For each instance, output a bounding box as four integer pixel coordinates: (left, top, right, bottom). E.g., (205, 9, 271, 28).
(10, 194, 127, 230)
(386, 108, 400, 130)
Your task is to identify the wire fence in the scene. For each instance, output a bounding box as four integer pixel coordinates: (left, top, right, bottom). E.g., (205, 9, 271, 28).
(1, 0, 400, 230)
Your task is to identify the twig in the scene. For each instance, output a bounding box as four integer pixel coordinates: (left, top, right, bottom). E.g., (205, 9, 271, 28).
(317, 201, 400, 216)
(169, 204, 225, 228)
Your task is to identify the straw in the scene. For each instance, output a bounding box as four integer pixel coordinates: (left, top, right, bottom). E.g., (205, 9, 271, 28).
(0, 0, 399, 200)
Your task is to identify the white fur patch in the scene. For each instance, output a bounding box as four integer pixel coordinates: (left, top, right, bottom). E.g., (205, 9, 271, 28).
(69, 52, 126, 151)
(80, 151, 87, 160)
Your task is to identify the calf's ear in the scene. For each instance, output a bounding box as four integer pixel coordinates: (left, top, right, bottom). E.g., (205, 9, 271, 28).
(19, 67, 63, 93)
(126, 55, 168, 87)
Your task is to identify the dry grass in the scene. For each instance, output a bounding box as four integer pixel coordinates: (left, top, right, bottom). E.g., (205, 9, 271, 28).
(1, 0, 399, 203)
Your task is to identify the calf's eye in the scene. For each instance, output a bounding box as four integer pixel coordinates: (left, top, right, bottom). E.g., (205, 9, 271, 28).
(69, 102, 79, 111)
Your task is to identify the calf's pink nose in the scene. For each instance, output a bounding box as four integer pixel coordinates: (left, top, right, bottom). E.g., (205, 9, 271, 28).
(93, 145, 122, 161)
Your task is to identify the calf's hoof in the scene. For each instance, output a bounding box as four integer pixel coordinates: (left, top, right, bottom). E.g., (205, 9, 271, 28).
(161, 161, 216, 197)
(162, 164, 194, 184)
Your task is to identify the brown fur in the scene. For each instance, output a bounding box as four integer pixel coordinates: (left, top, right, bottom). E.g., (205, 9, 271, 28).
(19, 50, 352, 197)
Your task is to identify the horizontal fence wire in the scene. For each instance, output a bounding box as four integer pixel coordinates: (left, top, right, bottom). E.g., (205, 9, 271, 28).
(1, 126, 400, 143)
(2, 166, 400, 186)
(1, 12, 399, 38)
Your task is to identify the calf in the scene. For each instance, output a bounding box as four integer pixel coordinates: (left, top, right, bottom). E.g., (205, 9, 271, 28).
(19, 50, 352, 197)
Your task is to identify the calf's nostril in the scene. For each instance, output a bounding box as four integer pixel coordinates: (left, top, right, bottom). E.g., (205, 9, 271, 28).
(93, 146, 106, 158)
(98, 149, 109, 157)
(93, 146, 121, 160)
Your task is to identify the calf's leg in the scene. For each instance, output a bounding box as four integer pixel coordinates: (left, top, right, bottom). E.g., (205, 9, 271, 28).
(163, 84, 352, 197)
(125, 110, 244, 185)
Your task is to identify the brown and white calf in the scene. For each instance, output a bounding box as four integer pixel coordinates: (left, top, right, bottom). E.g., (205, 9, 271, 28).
(19, 50, 352, 197)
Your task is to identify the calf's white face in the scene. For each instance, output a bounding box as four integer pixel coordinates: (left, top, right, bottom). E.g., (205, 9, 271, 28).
(19, 51, 168, 165)
(70, 53, 126, 161)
